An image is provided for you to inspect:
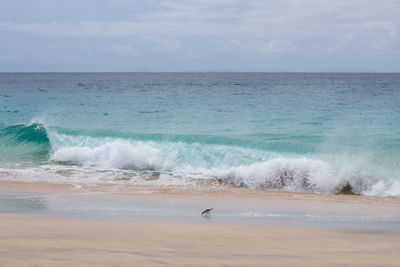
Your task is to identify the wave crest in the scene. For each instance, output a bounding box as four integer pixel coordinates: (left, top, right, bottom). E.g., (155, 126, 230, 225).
(51, 140, 162, 170)
(1, 122, 400, 197)
(0, 123, 51, 161)
(0, 123, 50, 144)
(215, 158, 334, 193)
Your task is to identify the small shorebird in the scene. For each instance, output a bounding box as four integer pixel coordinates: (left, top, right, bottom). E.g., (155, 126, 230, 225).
(201, 208, 213, 217)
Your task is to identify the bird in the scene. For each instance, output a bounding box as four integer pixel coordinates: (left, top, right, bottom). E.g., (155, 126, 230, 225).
(201, 208, 213, 217)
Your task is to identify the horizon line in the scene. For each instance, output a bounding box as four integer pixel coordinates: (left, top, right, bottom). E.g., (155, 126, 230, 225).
(0, 71, 399, 74)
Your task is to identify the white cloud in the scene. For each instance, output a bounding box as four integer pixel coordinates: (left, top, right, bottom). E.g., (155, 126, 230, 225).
(215, 38, 294, 54)
(1, 0, 398, 40)
(260, 39, 294, 54)
(108, 44, 141, 56)
(327, 33, 355, 54)
(0, 0, 399, 71)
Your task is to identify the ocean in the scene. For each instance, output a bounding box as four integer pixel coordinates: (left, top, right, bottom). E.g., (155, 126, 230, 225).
(0, 73, 399, 196)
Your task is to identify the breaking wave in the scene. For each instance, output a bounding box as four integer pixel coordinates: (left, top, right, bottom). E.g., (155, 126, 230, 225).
(0, 123, 51, 161)
(51, 140, 162, 170)
(215, 158, 400, 196)
(1, 122, 400, 197)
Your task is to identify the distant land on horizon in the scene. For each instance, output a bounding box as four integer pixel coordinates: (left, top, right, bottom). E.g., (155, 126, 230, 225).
(1, 70, 399, 74)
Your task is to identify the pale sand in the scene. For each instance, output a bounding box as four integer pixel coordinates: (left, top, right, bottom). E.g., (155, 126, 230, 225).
(0, 214, 399, 267)
(1, 180, 400, 266)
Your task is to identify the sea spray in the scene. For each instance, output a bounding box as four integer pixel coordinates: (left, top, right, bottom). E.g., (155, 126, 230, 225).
(1, 73, 400, 197)
(47, 129, 400, 196)
(214, 158, 334, 193)
(51, 140, 162, 170)
(0, 121, 399, 196)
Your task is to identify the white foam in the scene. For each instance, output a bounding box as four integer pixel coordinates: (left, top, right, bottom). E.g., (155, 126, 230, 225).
(5, 121, 399, 197)
(363, 180, 400, 197)
(214, 157, 337, 193)
(51, 140, 162, 170)
(46, 134, 400, 196)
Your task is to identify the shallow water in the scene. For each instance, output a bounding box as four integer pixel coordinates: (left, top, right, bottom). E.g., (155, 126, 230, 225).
(1, 190, 399, 232)
(1, 73, 400, 196)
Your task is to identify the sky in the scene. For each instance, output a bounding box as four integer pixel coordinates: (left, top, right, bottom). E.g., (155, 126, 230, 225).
(0, 0, 399, 72)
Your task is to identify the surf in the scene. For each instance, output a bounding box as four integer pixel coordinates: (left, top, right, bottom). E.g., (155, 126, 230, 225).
(0, 123, 51, 162)
(1, 122, 399, 197)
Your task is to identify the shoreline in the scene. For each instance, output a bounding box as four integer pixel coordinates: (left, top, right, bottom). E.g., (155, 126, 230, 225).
(1, 178, 400, 266)
(2, 178, 400, 203)
(1, 179, 400, 230)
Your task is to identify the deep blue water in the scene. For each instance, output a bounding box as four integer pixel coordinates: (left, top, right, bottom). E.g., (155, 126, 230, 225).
(0, 73, 399, 196)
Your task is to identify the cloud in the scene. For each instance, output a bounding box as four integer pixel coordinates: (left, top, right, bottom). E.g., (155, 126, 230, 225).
(108, 44, 141, 56)
(1, 0, 398, 39)
(0, 0, 399, 71)
(260, 39, 294, 54)
(215, 38, 294, 54)
(327, 33, 355, 54)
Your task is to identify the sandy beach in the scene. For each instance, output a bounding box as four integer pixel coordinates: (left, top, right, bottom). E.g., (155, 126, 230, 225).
(1, 213, 400, 266)
(1, 180, 400, 266)
(2, 0, 400, 264)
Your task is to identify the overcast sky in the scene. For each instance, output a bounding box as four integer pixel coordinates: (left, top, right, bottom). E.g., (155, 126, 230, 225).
(0, 0, 399, 72)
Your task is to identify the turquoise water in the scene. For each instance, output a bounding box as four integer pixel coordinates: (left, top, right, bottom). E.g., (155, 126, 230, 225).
(1, 73, 399, 196)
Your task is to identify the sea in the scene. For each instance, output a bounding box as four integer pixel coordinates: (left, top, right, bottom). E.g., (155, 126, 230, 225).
(0, 73, 399, 197)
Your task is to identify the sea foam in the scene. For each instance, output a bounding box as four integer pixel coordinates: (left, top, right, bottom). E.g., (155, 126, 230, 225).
(1, 122, 400, 197)
(51, 140, 162, 170)
(215, 158, 335, 193)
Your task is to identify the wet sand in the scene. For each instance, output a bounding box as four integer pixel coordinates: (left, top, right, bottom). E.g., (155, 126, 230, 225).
(1, 180, 400, 219)
(1, 180, 400, 266)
